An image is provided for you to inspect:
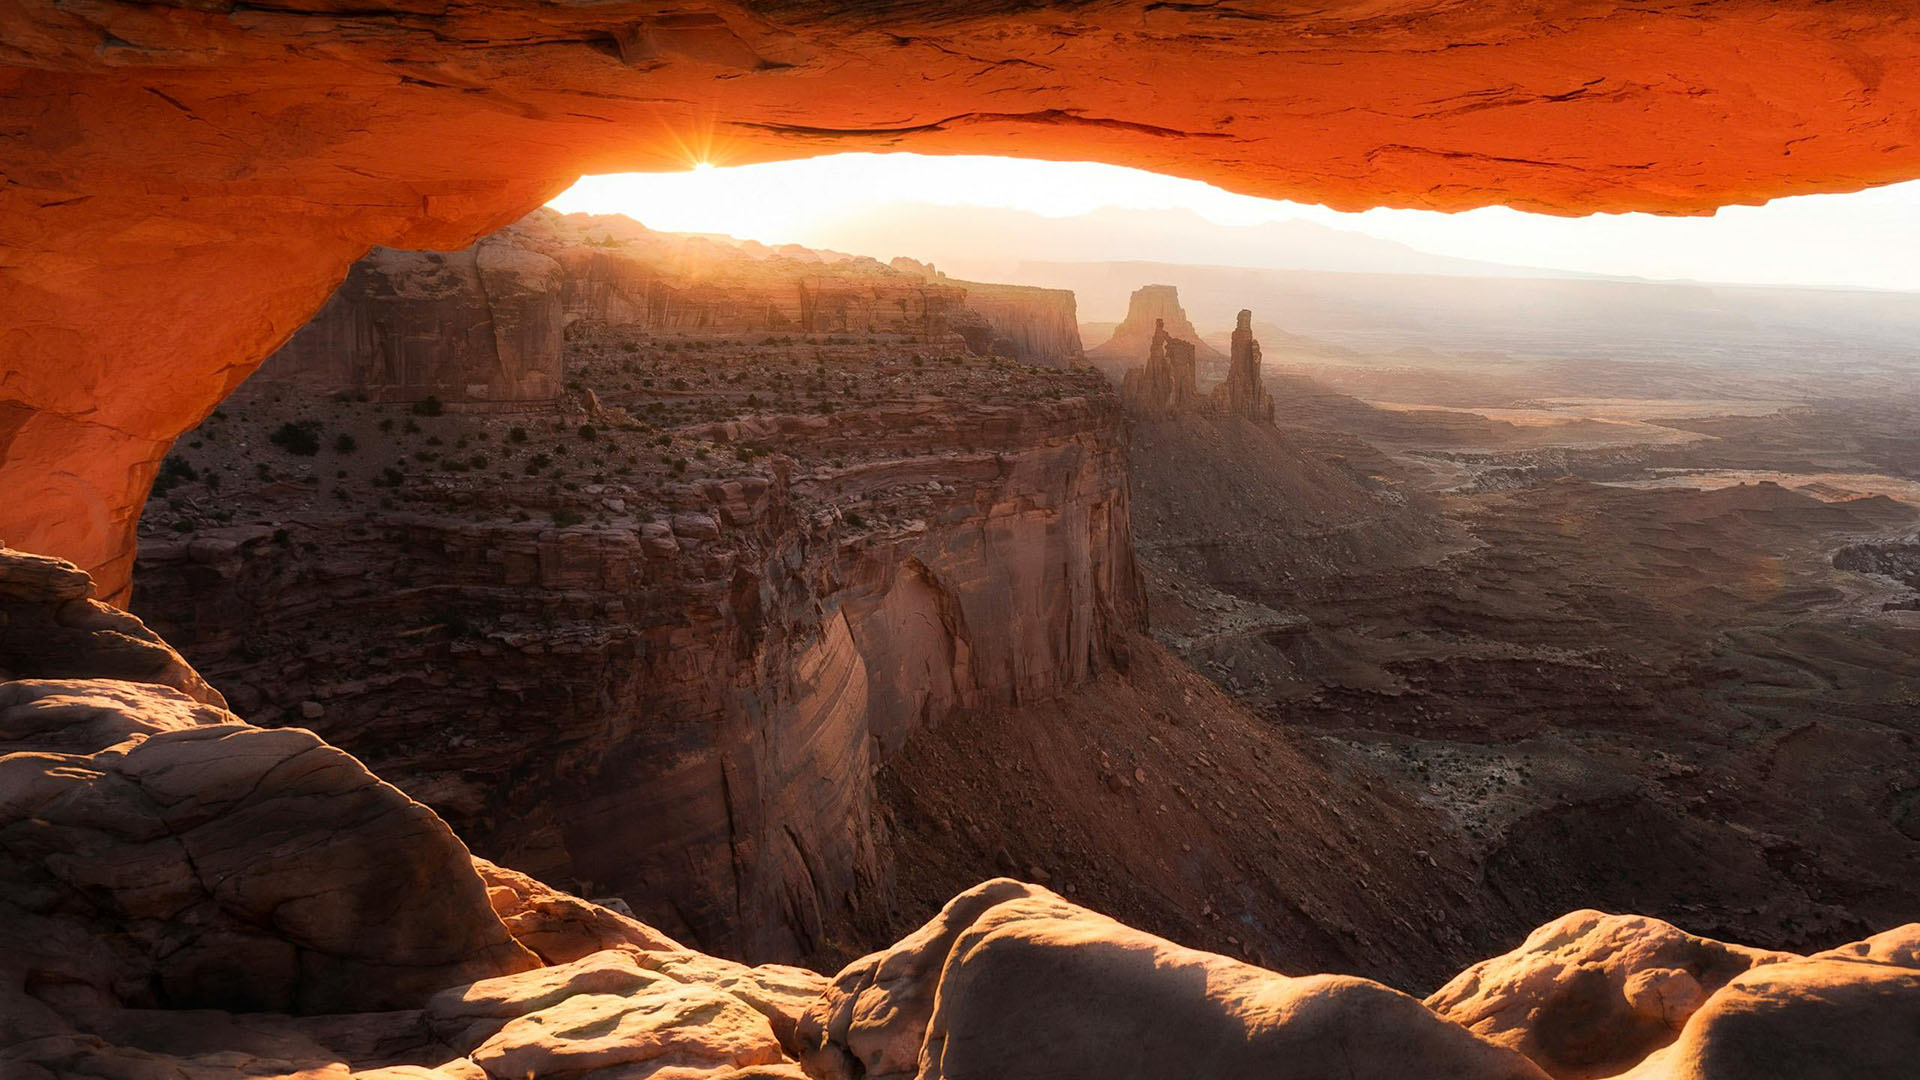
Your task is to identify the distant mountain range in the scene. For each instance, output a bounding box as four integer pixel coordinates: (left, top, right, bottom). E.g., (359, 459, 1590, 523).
(782, 203, 1620, 297)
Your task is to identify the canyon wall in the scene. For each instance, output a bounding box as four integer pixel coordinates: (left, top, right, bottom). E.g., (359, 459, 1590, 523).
(528, 213, 969, 337)
(258, 241, 565, 404)
(943, 279, 1085, 369)
(134, 392, 1142, 964)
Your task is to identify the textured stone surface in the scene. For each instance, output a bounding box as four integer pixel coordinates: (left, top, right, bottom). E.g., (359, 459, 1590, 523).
(1120, 318, 1201, 418)
(262, 241, 565, 405)
(13, 0, 1920, 599)
(1427, 910, 1795, 1080)
(1616, 956, 1920, 1080)
(1088, 285, 1223, 376)
(1209, 309, 1276, 423)
(0, 545, 224, 707)
(800, 878, 1552, 1080)
(0, 677, 539, 1015)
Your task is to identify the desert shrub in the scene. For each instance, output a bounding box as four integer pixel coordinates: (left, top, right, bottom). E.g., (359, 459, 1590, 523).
(334, 433, 358, 454)
(508, 426, 528, 443)
(268, 421, 321, 456)
(151, 456, 198, 496)
(578, 424, 598, 441)
(410, 396, 444, 417)
(551, 507, 585, 527)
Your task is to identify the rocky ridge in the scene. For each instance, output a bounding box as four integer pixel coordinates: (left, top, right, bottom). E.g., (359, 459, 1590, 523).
(257, 211, 1086, 408)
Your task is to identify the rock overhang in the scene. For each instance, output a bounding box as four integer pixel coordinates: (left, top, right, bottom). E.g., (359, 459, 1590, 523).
(5, 0, 1920, 600)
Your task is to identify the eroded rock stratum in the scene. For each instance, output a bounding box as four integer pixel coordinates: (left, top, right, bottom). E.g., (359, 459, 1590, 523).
(7, 0, 1920, 599)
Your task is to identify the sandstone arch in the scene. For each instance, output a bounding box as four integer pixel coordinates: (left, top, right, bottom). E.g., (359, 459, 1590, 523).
(6, 1, 1920, 600)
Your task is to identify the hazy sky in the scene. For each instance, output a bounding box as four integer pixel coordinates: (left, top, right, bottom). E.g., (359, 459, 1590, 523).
(549, 153, 1920, 292)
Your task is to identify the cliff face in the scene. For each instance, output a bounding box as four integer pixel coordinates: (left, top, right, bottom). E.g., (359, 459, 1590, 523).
(134, 354, 1141, 964)
(521, 212, 970, 338)
(945, 279, 1085, 369)
(259, 241, 565, 404)
(260, 212, 982, 407)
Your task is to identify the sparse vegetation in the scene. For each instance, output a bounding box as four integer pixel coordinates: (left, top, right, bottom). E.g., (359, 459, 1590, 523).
(269, 421, 321, 456)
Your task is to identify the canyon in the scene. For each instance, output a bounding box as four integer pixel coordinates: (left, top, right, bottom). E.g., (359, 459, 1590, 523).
(7, 0, 1920, 1075)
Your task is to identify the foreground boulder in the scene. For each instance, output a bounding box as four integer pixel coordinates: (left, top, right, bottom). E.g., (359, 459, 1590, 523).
(0, 544, 224, 706)
(799, 879, 1551, 1080)
(1617, 955, 1920, 1080)
(0, 677, 540, 1014)
(1426, 910, 1795, 1079)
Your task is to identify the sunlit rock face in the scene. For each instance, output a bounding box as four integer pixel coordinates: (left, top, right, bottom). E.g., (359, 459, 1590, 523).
(261, 242, 566, 406)
(1089, 285, 1222, 381)
(7, 0, 1920, 601)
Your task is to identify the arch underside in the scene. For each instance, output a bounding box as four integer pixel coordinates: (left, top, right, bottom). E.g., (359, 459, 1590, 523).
(5, 0, 1920, 598)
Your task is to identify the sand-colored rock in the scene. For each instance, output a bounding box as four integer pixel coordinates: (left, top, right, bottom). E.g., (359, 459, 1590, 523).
(801, 878, 1550, 1080)
(1616, 957, 1920, 1080)
(1209, 309, 1276, 424)
(0, 677, 538, 1015)
(0, 545, 224, 707)
(1120, 319, 1202, 419)
(470, 864, 826, 1051)
(261, 240, 565, 405)
(467, 981, 786, 1079)
(1088, 285, 1223, 376)
(1426, 910, 1796, 1080)
(476, 857, 684, 964)
(1810, 923, 1920, 969)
